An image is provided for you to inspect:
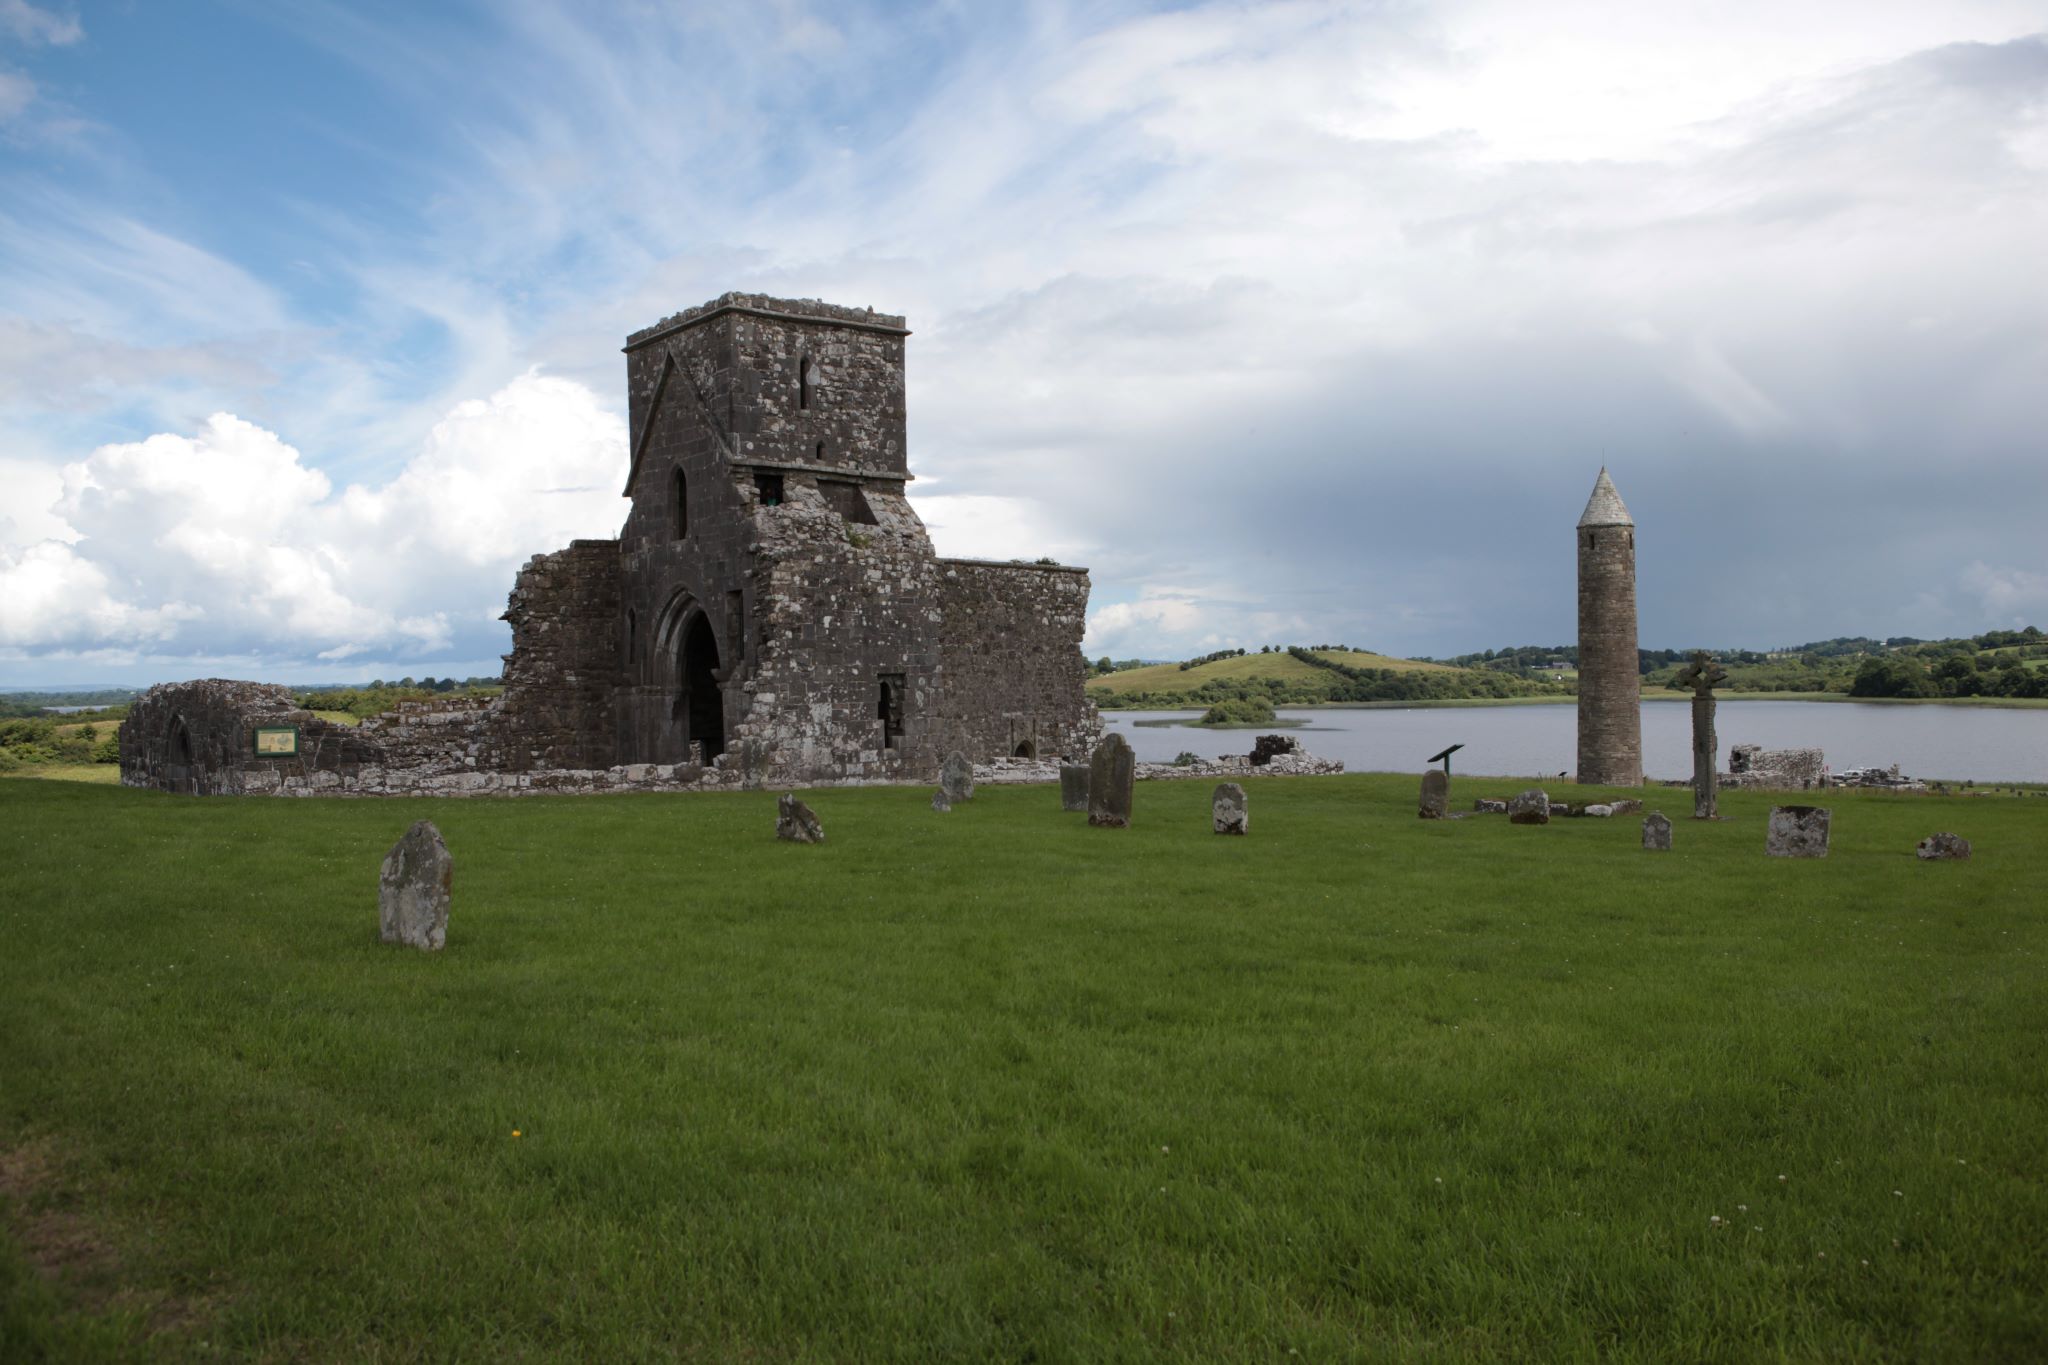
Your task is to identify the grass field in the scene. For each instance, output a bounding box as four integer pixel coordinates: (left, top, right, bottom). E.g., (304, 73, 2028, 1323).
(3, 774, 2044, 1361)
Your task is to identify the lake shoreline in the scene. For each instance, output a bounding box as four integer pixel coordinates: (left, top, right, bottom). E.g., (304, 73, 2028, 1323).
(1096, 693, 2048, 712)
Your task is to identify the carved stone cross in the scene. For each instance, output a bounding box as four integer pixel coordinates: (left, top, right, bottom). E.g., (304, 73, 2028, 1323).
(1674, 650, 1726, 818)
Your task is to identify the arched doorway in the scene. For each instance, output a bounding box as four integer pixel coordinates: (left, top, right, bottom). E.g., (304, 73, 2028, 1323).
(674, 612, 724, 762)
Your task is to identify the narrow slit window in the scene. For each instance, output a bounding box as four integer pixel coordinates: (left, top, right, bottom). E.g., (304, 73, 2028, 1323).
(799, 354, 811, 410)
(726, 590, 745, 661)
(878, 673, 906, 750)
(672, 467, 688, 540)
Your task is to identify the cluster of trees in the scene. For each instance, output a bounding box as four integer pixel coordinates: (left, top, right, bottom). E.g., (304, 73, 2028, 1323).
(0, 717, 121, 771)
(1177, 649, 1249, 672)
(1851, 653, 2048, 699)
(295, 678, 503, 719)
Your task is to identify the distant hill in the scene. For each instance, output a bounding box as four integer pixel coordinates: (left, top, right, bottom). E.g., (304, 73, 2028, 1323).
(1087, 647, 1569, 708)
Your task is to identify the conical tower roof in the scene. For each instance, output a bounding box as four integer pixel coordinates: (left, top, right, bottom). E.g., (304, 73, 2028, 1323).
(1578, 467, 1633, 527)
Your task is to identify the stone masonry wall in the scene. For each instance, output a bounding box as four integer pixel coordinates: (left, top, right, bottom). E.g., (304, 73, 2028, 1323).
(932, 559, 1097, 762)
(485, 540, 622, 771)
(1577, 523, 1641, 786)
(119, 679, 388, 795)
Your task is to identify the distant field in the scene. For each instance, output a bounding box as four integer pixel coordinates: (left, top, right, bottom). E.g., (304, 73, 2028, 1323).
(1090, 649, 1455, 697)
(3, 774, 2044, 1360)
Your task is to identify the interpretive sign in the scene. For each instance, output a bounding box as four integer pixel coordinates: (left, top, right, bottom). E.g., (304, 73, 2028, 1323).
(253, 726, 299, 757)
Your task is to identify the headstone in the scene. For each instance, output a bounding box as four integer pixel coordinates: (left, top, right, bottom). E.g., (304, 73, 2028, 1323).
(1087, 733, 1137, 829)
(1642, 811, 1672, 851)
(1418, 769, 1449, 819)
(931, 787, 952, 813)
(1213, 782, 1248, 835)
(1765, 805, 1830, 859)
(1608, 798, 1643, 816)
(1472, 797, 1507, 813)
(1059, 763, 1090, 812)
(938, 751, 975, 804)
(1508, 789, 1550, 825)
(1915, 832, 1971, 860)
(379, 819, 450, 951)
(776, 793, 824, 843)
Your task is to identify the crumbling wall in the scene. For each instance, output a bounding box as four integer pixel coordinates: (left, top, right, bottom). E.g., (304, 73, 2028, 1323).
(931, 559, 1096, 762)
(485, 539, 622, 771)
(119, 680, 386, 795)
(1725, 744, 1826, 790)
(722, 479, 944, 784)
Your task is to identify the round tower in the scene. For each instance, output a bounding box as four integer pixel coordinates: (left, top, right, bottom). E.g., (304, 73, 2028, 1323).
(1576, 468, 1642, 786)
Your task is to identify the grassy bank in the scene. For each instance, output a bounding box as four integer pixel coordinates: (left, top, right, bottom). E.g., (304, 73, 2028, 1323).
(3, 775, 2044, 1360)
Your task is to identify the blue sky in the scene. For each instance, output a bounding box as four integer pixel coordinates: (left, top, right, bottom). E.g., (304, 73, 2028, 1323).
(2, 0, 2046, 686)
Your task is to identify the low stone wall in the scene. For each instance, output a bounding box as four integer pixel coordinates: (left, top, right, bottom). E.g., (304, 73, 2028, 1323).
(1725, 744, 1826, 790)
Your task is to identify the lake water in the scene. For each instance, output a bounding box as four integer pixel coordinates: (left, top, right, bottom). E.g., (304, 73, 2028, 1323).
(1101, 701, 2048, 784)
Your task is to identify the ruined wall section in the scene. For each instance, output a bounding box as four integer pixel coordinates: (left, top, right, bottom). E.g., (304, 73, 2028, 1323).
(484, 540, 622, 771)
(932, 560, 1097, 762)
(725, 480, 945, 784)
(119, 680, 388, 795)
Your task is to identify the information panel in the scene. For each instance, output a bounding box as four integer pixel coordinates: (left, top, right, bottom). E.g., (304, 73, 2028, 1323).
(253, 726, 300, 756)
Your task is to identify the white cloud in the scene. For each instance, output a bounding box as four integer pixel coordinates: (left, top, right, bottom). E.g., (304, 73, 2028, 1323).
(0, 0, 79, 47)
(908, 491, 1088, 564)
(1961, 561, 2048, 620)
(0, 373, 628, 663)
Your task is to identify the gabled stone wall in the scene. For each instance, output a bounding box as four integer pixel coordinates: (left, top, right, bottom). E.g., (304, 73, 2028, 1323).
(931, 558, 1096, 762)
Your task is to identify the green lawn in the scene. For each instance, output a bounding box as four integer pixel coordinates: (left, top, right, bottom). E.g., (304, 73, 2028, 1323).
(3, 775, 2044, 1361)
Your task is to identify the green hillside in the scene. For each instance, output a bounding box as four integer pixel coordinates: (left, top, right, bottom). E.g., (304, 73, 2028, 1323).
(1088, 647, 1569, 709)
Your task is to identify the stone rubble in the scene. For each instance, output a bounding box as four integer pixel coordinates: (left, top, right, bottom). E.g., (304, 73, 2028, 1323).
(1508, 789, 1551, 825)
(775, 793, 825, 843)
(1915, 831, 1972, 860)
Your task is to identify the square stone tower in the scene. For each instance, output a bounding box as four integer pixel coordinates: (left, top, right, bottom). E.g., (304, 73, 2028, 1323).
(1576, 467, 1642, 786)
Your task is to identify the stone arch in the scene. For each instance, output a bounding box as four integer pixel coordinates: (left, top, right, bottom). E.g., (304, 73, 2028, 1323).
(1013, 739, 1036, 759)
(653, 590, 725, 763)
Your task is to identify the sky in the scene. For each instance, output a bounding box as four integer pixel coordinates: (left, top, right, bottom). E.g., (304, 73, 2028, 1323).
(1, 0, 2044, 688)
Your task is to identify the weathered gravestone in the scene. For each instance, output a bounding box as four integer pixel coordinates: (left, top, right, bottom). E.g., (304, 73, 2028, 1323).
(776, 793, 824, 843)
(1213, 782, 1249, 835)
(1473, 797, 1507, 814)
(379, 819, 451, 951)
(938, 751, 975, 804)
(1418, 770, 1449, 819)
(931, 787, 952, 813)
(1609, 798, 1643, 816)
(1059, 763, 1090, 813)
(1915, 831, 1971, 861)
(1642, 811, 1673, 851)
(1087, 733, 1137, 829)
(1508, 789, 1550, 825)
(1765, 805, 1830, 859)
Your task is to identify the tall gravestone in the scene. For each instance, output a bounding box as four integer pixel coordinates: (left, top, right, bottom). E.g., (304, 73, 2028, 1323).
(379, 820, 451, 951)
(1087, 734, 1136, 829)
(1673, 650, 1728, 820)
(1059, 763, 1090, 812)
(1212, 782, 1248, 835)
(1642, 811, 1672, 851)
(938, 751, 975, 804)
(1418, 769, 1449, 820)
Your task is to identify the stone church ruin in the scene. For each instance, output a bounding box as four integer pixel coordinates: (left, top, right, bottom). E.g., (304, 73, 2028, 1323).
(121, 294, 1097, 796)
